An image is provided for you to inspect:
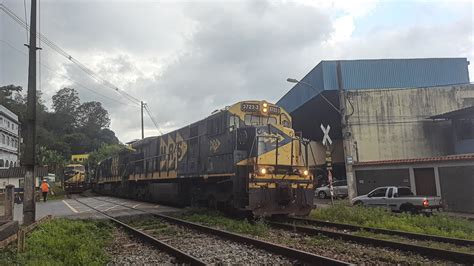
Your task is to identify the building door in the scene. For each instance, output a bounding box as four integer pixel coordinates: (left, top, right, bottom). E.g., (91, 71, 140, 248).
(414, 168, 437, 196)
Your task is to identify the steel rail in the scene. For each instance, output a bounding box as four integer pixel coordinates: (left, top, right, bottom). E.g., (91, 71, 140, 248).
(287, 217, 474, 246)
(89, 197, 351, 265)
(73, 199, 206, 265)
(268, 221, 474, 264)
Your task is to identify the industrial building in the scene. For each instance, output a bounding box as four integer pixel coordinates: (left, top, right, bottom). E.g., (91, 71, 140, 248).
(0, 105, 20, 169)
(278, 58, 474, 213)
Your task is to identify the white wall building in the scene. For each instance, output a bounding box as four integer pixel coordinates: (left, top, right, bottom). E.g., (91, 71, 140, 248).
(0, 105, 20, 169)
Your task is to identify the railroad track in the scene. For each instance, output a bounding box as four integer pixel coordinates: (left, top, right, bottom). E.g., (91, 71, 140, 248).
(74, 197, 350, 265)
(268, 219, 474, 264)
(73, 198, 206, 265)
(287, 217, 474, 246)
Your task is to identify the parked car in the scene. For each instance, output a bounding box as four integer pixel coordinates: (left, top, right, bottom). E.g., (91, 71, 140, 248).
(315, 180, 348, 199)
(351, 186, 443, 213)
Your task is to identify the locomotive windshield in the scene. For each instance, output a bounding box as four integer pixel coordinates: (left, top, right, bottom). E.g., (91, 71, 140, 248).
(64, 165, 85, 173)
(244, 114, 277, 126)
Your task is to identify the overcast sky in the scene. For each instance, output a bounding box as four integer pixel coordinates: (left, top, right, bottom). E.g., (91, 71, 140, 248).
(1, 0, 473, 143)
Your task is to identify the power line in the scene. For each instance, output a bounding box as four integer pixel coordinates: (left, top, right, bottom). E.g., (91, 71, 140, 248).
(1, 39, 127, 105)
(22, 0, 28, 42)
(1, 3, 166, 135)
(0, 3, 141, 107)
(144, 103, 164, 135)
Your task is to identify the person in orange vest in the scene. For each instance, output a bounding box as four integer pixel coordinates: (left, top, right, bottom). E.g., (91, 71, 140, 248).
(40, 180, 50, 202)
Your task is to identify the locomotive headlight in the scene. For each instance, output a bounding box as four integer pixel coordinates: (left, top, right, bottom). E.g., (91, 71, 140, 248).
(258, 167, 267, 175)
(262, 102, 268, 108)
(300, 169, 309, 177)
(262, 107, 268, 113)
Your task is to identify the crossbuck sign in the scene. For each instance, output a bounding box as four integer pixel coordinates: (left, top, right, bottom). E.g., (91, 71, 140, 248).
(321, 124, 332, 146)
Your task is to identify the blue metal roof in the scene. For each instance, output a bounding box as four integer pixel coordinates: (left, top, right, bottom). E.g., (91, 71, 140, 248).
(278, 58, 471, 113)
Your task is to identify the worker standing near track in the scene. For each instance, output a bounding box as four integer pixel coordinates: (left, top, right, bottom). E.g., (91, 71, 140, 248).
(40, 180, 50, 202)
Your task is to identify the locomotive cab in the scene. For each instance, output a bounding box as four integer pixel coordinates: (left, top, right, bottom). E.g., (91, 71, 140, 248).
(229, 101, 314, 216)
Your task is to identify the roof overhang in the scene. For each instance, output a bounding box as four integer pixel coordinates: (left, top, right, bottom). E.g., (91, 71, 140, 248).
(290, 90, 342, 141)
(428, 106, 474, 120)
(354, 154, 474, 167)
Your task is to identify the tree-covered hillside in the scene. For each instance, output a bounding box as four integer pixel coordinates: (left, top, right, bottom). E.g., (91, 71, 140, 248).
(0, 84, 122, 170)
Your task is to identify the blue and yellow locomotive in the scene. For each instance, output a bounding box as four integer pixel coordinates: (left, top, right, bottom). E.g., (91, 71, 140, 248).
(94, 100, 314, 216)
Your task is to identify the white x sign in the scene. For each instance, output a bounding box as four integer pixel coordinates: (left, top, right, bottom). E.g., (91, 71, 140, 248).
(321, 124, 332, 146)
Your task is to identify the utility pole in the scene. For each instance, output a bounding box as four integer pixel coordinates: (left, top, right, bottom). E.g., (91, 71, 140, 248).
(336, 61, 356, 200)
(23, 0, 38, 225)
(141, 101, 144, 139)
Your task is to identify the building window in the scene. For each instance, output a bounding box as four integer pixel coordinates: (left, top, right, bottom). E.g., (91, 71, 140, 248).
(0, 117, 3, 124)
(0, 160, 4, 167)
(5, 160, 9, 168)
(14, 162, 16, 167)
(7, 136, 10, 146)
(2, 134, 4, 144)
(7, 121, 10, 128)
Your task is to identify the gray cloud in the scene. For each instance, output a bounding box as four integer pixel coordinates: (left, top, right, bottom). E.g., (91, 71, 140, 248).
(1, 0, 472, 143)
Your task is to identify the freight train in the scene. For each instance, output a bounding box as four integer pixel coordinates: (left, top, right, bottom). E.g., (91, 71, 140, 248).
(63, 163, 89, 193)
(94, 100, 315, 216)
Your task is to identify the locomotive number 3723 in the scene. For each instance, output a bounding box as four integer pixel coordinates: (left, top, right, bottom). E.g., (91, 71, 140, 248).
(241, 103, 260, 112)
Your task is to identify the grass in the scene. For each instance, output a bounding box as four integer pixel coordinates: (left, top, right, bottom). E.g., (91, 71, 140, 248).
(0, 218, 113, 265)
(176, 209, 269, 237)
(127, 218, 180, 236)
(310, 204, 474, 240)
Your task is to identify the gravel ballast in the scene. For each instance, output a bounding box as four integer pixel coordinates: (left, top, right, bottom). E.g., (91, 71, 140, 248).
(106, 227, 176, 265)
(134, 221, 298, 264)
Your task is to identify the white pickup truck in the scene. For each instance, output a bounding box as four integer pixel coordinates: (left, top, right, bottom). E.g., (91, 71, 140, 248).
(351, 186, 443, 213)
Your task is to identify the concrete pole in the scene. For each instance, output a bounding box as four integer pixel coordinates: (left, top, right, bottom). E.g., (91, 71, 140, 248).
(4, 185, 14, 221)
(23, 0, 38, 225)
(336, 61, 357, 200)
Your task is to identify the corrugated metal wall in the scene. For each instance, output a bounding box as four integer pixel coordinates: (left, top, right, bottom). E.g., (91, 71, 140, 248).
(278, 58, 470, 113)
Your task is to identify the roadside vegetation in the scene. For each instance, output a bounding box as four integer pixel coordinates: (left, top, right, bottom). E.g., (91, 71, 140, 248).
(310, 204, 474, 240)
(176, 209, 269, 237)
(0, 218, 113, 265)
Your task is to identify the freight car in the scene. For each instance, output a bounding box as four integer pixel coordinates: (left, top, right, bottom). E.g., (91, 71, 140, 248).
(94, 100, 314, 216)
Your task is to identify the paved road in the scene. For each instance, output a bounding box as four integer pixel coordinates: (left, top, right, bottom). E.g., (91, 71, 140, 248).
(11, 196, 180, 223)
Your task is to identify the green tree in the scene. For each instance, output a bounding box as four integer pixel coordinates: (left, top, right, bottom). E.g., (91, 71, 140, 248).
(86, 143, 127, 167)
(51, 88, 80, 130)
(52, 88, 80, 114)
(0, 84, 22, 107)
(37, 146, 66, 173)
(76, 101, 110, 130)
(1, 84, 122, 163)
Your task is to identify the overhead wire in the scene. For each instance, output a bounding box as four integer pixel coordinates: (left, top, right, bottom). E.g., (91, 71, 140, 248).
(0, 39, 127, 105)
(22, 0, 28, 43)
(144, 103, 164, 135)
(0, 3, 141, 107)
(1, 3, 166, 135)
